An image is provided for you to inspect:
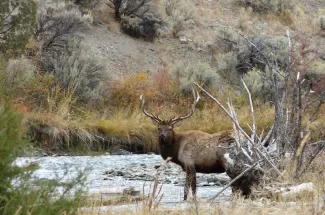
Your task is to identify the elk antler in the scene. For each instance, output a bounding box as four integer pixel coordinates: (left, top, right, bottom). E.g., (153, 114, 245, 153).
(170, 88, 200, 125)
(140, 95, 162, 123)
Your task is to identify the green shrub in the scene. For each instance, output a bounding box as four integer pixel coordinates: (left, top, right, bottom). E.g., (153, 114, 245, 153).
(120, 9, 165, 40)
(216, 52, 239, 84)
(163, 0, 196, 37)
(41, 39, 108, 105)
(0, 100, 86, 215)
(240, 0, 294, 13)
(107, 0, 165, 39)
(215, 27, 240, 53)
(243, 36, 290, 72)
(243, 68, 271, 100)
(36, 0, 88, 53)
(215, 28, 290, 77)
(36, 0, 107, 106)
(74, 0, 102, 9)
(243, 67, 285, 101)
(108, 0, 152, 19)
(0, 0, 37, 57)
(302, 60, 325, 96)
(164, 0, 196, 21)
(172, 62, 220, 94)
(4, 57, 35, 88)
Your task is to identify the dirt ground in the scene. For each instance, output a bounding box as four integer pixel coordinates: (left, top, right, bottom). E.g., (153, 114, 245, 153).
(79, 0, 325, 79)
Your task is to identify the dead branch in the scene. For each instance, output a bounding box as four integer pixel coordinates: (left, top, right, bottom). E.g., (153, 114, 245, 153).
(241, 78, 257, 142)
(194, 83, 282, 175)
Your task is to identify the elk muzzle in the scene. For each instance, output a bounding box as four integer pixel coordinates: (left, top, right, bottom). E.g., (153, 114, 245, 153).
(159, 134, 167, 143)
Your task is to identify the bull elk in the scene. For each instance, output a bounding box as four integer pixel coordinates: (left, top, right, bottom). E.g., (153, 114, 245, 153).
(140, 89, 235, 200)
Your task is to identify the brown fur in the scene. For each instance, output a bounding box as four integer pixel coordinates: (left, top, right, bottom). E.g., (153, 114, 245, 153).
(157, 122, 235, 200)
(140, 91, 235, 200)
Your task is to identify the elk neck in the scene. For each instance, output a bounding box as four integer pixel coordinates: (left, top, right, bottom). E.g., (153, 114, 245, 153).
(158, 130, 182, 164)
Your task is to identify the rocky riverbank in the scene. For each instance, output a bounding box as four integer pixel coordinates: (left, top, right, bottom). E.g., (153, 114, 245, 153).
(15, 154, 232, 205)
(103, 159, 230, 187)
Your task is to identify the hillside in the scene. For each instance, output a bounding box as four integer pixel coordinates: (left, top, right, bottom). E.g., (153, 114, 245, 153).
(81, 0, 325, 77)
(0, 0, 324, 153)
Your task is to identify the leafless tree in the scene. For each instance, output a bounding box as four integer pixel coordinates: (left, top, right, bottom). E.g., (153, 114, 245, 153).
(197, 26, 325, 200)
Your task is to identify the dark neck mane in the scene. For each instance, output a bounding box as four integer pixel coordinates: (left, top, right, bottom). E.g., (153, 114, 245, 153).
(159, 131, 182, 165)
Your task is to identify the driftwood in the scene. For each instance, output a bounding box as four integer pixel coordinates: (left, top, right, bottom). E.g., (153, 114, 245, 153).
(279, 182, 316, 199)
(195, 82, 281, 199)
(253, 182, 316, 200)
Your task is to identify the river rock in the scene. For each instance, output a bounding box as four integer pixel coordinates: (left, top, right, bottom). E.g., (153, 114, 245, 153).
(206, 174, 230, 185)
(198, 182, 209, 187)
(111, 149, 132, 155)
(123, 187, 140, 196)
(111, 170, 124, 176)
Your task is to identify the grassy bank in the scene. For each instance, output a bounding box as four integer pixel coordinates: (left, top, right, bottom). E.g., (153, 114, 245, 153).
(23, 97, 325, 155)
(23, 101, 276, 154)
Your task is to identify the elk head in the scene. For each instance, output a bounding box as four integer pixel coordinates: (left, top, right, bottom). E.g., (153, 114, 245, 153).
(140, 88, 200, 144)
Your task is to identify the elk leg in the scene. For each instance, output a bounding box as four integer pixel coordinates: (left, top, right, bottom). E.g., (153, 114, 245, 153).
(184, 165, 196, 201)
(189, 166, 197, 200)
(184, 166, 191, 201)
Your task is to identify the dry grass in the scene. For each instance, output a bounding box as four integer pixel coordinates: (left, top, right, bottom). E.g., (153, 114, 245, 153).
(79, 188, 324, 215)
(22, 78, 325, 153)
(23, 99, 275, 153)
(78, 154, 325, 215)
(90, 110, 157, 151)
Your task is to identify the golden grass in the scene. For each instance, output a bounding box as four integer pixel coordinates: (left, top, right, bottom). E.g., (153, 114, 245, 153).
(90, 110, 157, 151)
(24, 92, 325, 154)
(179, 104, 274, 134)
(79, 192, 324, 215)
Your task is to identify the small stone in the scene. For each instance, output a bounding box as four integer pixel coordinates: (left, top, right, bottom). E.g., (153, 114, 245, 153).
(198, 182, 209, 187)
(179, 36, 188, 44)
(214, 181, 222, 186)
(116, 171, 124, 176)
(123, 173, 132, 178)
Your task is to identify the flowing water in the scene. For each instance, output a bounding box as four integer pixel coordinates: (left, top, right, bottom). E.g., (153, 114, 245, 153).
(15, 154, 231, 210)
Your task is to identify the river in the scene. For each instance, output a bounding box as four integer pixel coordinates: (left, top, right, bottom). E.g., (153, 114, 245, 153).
(15, 154, 231, 210)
